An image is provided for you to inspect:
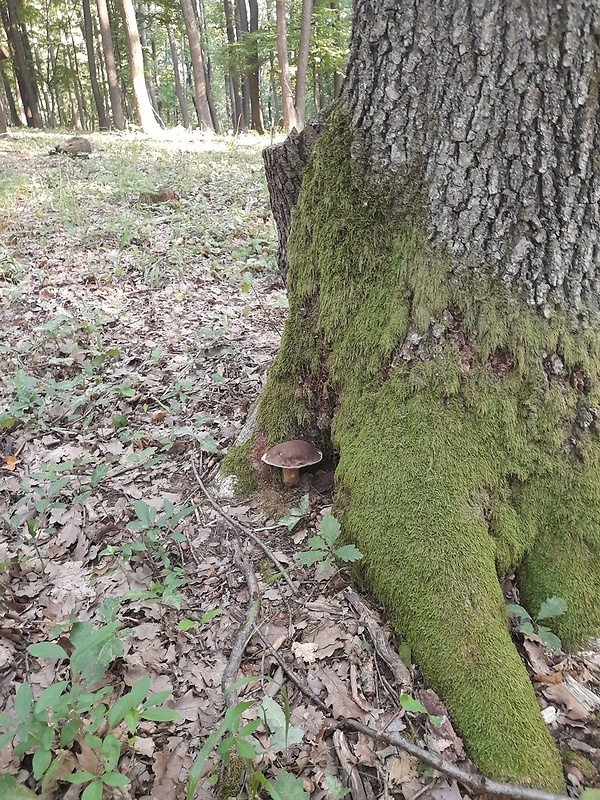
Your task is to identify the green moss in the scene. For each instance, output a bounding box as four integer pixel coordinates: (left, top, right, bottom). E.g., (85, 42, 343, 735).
(220, 439, 260, 496)
(237, 106, 600, 788)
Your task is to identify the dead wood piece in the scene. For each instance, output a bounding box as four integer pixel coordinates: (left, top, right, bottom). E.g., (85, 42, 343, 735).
(344, 587, 411, 689)
(222, 539, 261, 708)
(333, 729, 369, 800)
(341, 720, 571, 800)
(49, 137, 92, 157)
(138, 187, 179, 205)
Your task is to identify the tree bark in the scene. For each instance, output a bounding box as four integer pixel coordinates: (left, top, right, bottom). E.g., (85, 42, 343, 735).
(82, 0, 109, 129)
(223, 0, 245, 131)
(294, 0, 312, 128)
(117, 0, 160, 134)
(247, 0, 264, 134)
(167, 25, 190, 128)
(180, 0, 213, 130)
(275, 0, 298, 132)
(1, 0, 41, 127)
(96, 0, 125, 129)
(235, 0, 600, 791)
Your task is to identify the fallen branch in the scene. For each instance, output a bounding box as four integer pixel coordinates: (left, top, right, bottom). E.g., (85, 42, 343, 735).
(341, 719, 571, 800)
(191, 459, 296, 593)
(222, 539, 261, 708)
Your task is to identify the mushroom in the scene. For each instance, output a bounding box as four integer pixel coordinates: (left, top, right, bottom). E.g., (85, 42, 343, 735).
(261, 440, 322, 487)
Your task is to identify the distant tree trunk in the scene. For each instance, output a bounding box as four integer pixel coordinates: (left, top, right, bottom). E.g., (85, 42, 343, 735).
(96, 0, 125, 129)
(247, 0, 264, 134)
(66, 30, 88, 129)
(275, 0, 297, 132)
(83, 0, 109, 129)
(180, 0, 213, 130)
(167, 25, 190, 128)
(235, 0, 250, 128)
(223, 0, 244, 131)
(137, 1, 161, 124)
(330, 0, 343, 98)
(1, 66, 21, 126)
(1, 0, 41, 127)
(117, 0, 161, 133)
(0, 51, 8, 133)
(294, 0, 312, 128)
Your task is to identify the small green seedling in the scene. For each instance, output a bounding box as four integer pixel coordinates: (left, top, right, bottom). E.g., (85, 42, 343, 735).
(279, 494, 310, 531)
(298, 513, 363, 571)
(506, 596, 567, 654)
(0, 622, 180, 796)
(400, 694, 445, 728)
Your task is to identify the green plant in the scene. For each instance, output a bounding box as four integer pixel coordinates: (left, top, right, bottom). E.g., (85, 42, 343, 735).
(399, 693, 445, 728)
(279, 494, 309, 531)
(298, 513, 363, 571)
(187, 682, 307, 800)
(323, 775, 350, 799)
(506, 596, 567, 654)
(0, 622, 179, 798)
(100, 499, 194, 607)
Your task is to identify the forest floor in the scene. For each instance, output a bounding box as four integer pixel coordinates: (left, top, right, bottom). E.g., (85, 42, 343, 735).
(1, 130, 599, 800)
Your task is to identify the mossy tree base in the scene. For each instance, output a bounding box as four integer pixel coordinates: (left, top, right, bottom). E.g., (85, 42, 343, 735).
(226, 108, 600, 790)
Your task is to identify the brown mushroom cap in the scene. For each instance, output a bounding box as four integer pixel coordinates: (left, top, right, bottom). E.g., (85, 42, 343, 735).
(261, 440, 322, 469)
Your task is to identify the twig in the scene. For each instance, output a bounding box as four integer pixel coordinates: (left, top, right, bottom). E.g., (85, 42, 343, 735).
(250, 627, 571, 800)
(344, 587, 411, 689)
(340, 720, 571, 800)
(191, 459, 296, 593)
(332, 729, 368, 800)
(222, 538, 261, 708)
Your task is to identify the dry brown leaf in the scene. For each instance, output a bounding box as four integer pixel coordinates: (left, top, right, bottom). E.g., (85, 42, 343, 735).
(1, 455, 18, 470)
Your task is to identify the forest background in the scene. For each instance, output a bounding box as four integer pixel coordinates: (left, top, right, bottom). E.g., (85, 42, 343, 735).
(0, 0, 350, 137)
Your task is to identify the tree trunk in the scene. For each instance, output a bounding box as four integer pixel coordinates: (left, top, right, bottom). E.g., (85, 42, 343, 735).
(275, 0, 298, 132)
(223, 0, 245, 131)
(167, 25, 190, 129)
(96, 0, 125, 129)
(247, 0, 264, 134)
(180, 0, 213, 130)
(330, 0, 343, 98)
(235, 0, 251, 129)
(235, 0, 600, 791)
(137, 1, 161, 125)
(294, 0, 312, 128)
(1, 0, 41, 127)
(117, 0, 160, 134)
(82, 0, 109, 130)
(1, 64, 20, 126)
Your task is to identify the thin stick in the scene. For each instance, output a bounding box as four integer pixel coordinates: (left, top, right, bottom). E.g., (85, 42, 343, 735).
(192, 460, 296, 593)
(341, 720, 570, 800)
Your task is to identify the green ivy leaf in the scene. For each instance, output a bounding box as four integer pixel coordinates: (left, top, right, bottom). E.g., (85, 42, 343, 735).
(320, 513, 341, 547)
(537, 626, 562, 654)
(505, 603, 530, 621)
(537, 597, 567, 621)
(27, 642, 68, 660)
(14, 683, 33, 721)
(400, 694, 428, 715)
(334, 544, 363, 563)
(102, 772, 130, 787)
(268, 769, 309, 800)
(81, 780, 104, 800)
(0, 775, 38, 799)
(102, 734, 121, 771)
(32, 746, 52, 779)
(298, 550, 327, 566)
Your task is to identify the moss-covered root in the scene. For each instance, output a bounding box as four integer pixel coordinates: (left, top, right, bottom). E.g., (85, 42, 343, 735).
(335, 381, 565, 791)
(516, 460, 600, 651)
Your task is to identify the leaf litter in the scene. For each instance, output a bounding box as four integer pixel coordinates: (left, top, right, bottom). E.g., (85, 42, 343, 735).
(1, 130, 599, 799)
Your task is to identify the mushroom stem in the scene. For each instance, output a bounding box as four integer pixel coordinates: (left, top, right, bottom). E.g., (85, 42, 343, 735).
(281, 467, 300, 487)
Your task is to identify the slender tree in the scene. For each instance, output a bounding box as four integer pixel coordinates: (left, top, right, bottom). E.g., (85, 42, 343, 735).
(96, 0, 125, 129)
(83, 0, 109, 129)
(250, 0, 600, 791)
(166, 25, 190, 128)
(1, 0, 41, 127)
(246, 0, 263, 134)
(0, 46, 8, 134)
(223, 0, 244, 131)
(274, 0, 297, 131)
(179, 0, 213, 130)
(117, 0, 161, 133)
(294, 0, 312, 127)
